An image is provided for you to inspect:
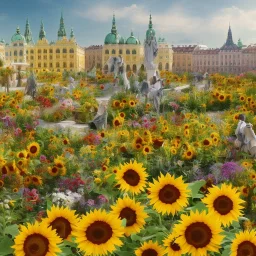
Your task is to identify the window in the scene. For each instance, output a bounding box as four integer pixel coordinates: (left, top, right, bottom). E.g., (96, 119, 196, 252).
(69, 48, 74, 53)
(50, 63, 53, 68)
(13, 43, 17, 46)
(56, 49, 60, 53)
(38, 50, 41, 54)
(14, 50, 17, 56)
(63, 62, 67, 68)
(19, 43, 23, 46)
(126, 49, 130, 54)
(50, 49, 53, 53)
(105, 49, 109, 54)
(30, 56, 33, 60)
(43, 49, 47, 54)
(56, 62, 60, 68)
(119, 49, 122, 54)
(30, 50, 34, 54)
(112, 49, 116, 54)
(70, 62, 74, 68)
(132, 49, 136, 54)
(26, 50, 28, 54)
(63, 48, 67, 53)
(38, 63, 41, 68)
(44, 63, 47, 68)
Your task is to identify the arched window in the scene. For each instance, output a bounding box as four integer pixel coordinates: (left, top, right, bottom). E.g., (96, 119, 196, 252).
(165, 63, 169, 70)
(158, 62, 162, 71)
(38, 50, 41, 54)
(13, 43, 17, 46)
(140, 64, 145, 71)
(119, 49, 123, 54)
(43, 49, 47, 53)
(14, 50, 17, 56)
(132, 49, 136, 54)
(70, 63, 74, 68)
(19, 43, 23, 46)
(56, 62, 60, 68)
(63, 62, 67, 68)
(63, 48, 67, 53)
(19, 50, 23, 56)
(104, 64, 108, 74)
(49, 49, 53, 53)
(132, 64, 137, 73)
(69, 48, 74, 53)
(126, 65, 131, 72)
(112, 49, 116, 54)
(56, 49, 60, 53)
(105, 50, 109, 54)
(126, 49, 130, 54)
(30, 50, 34, 54)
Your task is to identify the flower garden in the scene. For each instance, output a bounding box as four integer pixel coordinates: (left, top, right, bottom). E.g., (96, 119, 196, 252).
(0, 69, 256, 256)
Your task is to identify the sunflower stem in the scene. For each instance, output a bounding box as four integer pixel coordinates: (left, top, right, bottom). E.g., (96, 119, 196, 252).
(158, 213, 162, 226)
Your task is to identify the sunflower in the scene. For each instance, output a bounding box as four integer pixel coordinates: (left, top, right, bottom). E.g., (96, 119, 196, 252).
(163, 233, 182, 256)
(111, 197, 148, 236)
(230, 230, 256, 256)
(133, 143, 143, 151)
(42, 205, 78, 240)
(115, 160, 148, 195)
(148, 173, 189, 215)
(48, 166, 59, 176)
(240, 186, 249, 197)
(17, 150, 28, 159)
(173, 210, 223, 256)
(218, 94, 226, 101)
(135, 240, 165, 256)
(12, 222, 62, 256)
(31, 175, 43, 186)
(202, 184, 245, 227)
(202, 138, 212, 147)
(119, 112, 125, 119)
(27, 142, 40, 157)
(1, 165, 9, 175)
(73, 209, 124, 256)
(113, 117, 123, 127)
(24, 176, 32, 187)
(142, 145, 152, 156)
(183, 149, 194, 160)
(129, 100, 136, 107)
(63, 138, 69, 145)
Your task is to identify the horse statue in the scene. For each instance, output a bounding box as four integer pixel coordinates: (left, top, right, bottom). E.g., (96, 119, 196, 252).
(137, 73, 164, 115)
(25, 72, 37, 99)
(107, 56, 130, 90)
(240, 123, 256, 158)
(88, 101, 108, 130)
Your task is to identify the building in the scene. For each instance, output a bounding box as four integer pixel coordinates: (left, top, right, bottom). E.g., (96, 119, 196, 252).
(102, 15, 144, 74)
(85, 45, 103, 71)
(156, 37, 173, 71)
(172, 45, 197, 73)
(4, 14, 85, 73)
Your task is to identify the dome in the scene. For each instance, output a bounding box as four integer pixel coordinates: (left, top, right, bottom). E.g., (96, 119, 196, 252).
(146, 15, 156, 40)
(11, 27, 26, 43)
(104, 33, 123, 44)
(0, 39, 5, 44)
(126, 31, 140, 45)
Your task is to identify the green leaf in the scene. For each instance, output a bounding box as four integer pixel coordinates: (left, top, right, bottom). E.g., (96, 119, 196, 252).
(131, 234, 142, 241)
(222, 248, 231, 256)
(188, 180, 206, 199)
(58, 246, 74, 256)
(4, 224, 19, 237)
(47, 199, 53, 210)
(187, 202, 207, 213)
(0, 236, 14, 255)
(106, 174, 116, 186)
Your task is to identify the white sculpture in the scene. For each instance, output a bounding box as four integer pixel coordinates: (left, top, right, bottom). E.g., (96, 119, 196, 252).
(89, 101, 108, 130)
(144, 35, 158, 70)
(240, 123, 256, 158)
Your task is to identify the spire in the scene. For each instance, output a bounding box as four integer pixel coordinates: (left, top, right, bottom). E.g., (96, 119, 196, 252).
(111, 14, 117, 34)
(131, 30, 134, 37)
(70, 28, 75, 40)
(24, 18, 34, 45)
(58, 11, 67, 40)
(226, 24, 234, 46)
(149, 14, 153, 29)
(16, 26, 20, 34)
(39, 20, 46, 40)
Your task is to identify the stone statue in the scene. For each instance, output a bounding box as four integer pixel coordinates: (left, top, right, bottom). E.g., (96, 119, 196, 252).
(25, 71, 37, 99)
(144, 34, 158, 70)
(68, 76, 75, 93)
(240, 123, 256, 158)
(89, 101, 108, 130)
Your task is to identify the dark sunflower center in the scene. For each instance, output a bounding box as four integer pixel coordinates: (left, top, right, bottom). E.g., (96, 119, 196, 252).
(52, 167, 58, 173)
(159, 184, 181, 204)
(114, 120, 121, 126)
(119, 207, 137, 226)
(170, 241, 181, 251)
(237, 241, 256, 256)
(23, 234, 49, 256)
(56, 163, 63, 168)
(187, 151, 192, 156)
(185, 222, 212, 248)
(50, 217, 72, 239)
(86, 221, 113, 245)
(123, 169, 140, 186)
(145, 147, 150, 153)
(213, 195, 233, 215)
(142, 249, 158, 256)
(30, 146, 38, 154)
(19, 153, 25, 158)
(203, 140, 210, 146)
(2, 166, 8, 175)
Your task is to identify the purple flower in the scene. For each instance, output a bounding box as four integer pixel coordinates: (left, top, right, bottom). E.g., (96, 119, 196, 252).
(97, 195, 108, 204)
(86, 199, 95, 206)
(221, 162, 243, 180)
(40, 155, 47, 163)
(14, 128, 22, 136)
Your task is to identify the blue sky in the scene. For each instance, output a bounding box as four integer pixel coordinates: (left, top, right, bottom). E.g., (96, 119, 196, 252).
(1, 0, 256, 47)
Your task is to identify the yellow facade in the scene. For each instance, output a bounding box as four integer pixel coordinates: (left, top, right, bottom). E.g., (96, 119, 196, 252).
(156, 38, 173, 71)
(4, 16, 85, 73)
(85, 45, 103, 71)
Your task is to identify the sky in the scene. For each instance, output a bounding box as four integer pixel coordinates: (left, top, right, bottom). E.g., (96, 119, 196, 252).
(1, 0, 256, 48)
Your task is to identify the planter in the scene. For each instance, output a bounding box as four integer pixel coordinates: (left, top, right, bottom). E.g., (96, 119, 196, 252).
(72, 110, 96, 124)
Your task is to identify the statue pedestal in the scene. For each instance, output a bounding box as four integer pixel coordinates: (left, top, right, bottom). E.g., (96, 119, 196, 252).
(146, 69, 156, 81)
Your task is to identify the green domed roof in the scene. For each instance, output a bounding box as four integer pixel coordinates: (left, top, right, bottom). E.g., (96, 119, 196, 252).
(104, 14, 124, 45)
(146, 15, 156, 40)
(0, 39, 5, 44)
(126, 31, 140, 44)
(11, 27, 26, 43)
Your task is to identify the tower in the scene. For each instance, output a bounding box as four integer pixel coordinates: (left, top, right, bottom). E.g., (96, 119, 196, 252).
(70, 28, 75, 41)
(57, 12, 67, 40)
(39, 20, 46, 40)
(24, 18, 34, 45)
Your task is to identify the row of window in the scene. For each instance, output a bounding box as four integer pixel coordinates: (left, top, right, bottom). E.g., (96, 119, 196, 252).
(105, 49, 137, 55)
(6, 48, 75, 55)
(36, 63, 74, 68)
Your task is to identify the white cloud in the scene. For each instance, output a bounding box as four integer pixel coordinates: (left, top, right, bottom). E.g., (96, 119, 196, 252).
(78, 3, 256, 47)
